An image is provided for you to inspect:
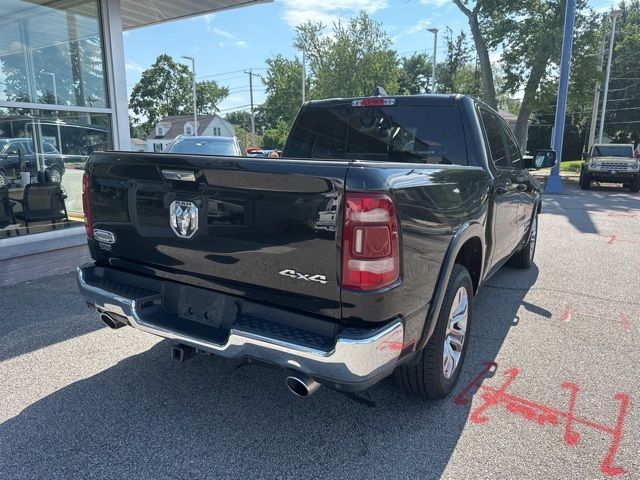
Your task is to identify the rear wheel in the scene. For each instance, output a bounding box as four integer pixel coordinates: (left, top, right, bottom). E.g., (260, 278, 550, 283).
(395, 264, 473, 400)
(579, 170, 591, 190)
(509, 214, 538, 269)
(629, 177, 640, 193)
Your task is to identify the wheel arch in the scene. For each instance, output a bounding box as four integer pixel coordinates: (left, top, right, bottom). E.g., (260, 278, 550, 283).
(416, 222, 485, 351)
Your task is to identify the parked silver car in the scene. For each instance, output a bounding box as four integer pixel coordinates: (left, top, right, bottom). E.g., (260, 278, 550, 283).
(166, 135, 243, 157)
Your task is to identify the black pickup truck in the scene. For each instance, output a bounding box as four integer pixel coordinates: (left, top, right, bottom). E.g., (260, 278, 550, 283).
(77, 94, 555, 399)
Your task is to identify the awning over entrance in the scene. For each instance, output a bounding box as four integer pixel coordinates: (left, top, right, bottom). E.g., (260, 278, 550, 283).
(120, 0, 272, 30)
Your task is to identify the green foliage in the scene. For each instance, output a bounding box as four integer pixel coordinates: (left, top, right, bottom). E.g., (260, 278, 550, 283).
(262, 120, 290, 150)
(129, 54, 228, 132)
(224, 111, 253, 132)
(397, 53, 431, 95)
(259, 55, 306, 130)
(295, 11, 399, 98)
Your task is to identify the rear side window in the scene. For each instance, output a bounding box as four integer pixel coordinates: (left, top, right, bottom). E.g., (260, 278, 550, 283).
(505, 131, 523, 170)
(284, 107, 348, 159)
(284, 104, 468, 165)
(479, 109, 509, 168)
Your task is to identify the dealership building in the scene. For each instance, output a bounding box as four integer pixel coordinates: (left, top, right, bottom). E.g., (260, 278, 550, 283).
(0, 0, 268, 284)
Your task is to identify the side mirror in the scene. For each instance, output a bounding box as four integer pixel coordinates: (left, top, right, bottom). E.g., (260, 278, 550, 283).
(524, 149, 556, 170)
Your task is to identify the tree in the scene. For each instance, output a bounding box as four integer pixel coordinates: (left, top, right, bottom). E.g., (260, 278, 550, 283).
(259, 55, 306, 130)
(397, 53, 431, 95)
(438, 28, 474, 94)
(129, 54, 228, 133)
(196, 81, 229, 115)
(262, 121, 290, 149)
(453, 0, 498, 108)
(225, 111, 253, 132)
(295, 11, 399, 98)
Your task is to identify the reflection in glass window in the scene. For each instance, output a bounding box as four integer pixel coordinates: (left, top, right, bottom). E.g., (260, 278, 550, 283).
(0, 0, 107, 107)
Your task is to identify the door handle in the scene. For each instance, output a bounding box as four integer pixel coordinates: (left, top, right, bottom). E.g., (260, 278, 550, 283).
(516, 183, 528, 192)
(496, 186, 509, 195)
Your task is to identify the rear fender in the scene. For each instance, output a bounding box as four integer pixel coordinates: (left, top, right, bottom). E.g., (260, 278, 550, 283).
(416, 221, 485, 351)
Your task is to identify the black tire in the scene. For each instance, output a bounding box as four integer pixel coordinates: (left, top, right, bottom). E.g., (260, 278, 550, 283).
(629, 177, 640, 193)
(579, 170, 591, 190)
(48, 167, 63, 183)
(509, 213, 538, 269)
(395, 264, 473, 400)
(0, 171, 8, 188)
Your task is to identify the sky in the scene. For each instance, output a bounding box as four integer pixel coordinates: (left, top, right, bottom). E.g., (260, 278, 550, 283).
(123, 0, 617, 116)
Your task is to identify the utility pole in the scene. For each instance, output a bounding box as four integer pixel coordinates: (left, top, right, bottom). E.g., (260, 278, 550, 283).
(545, 0, 576, 194)
(587, 17, 607, 153)
(598, 10, 622, 144)
(244, 69, 259, 146)
(428, 28, 439, 93)
(181, 56, 198, 134)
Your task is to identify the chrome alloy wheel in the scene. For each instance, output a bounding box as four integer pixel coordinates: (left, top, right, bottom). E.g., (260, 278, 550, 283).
(529, 215, 538, 261)
(443, 287, 468, 379)
(49, 169, 62, 183)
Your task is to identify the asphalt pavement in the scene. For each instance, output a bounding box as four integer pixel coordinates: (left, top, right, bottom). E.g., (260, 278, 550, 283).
(1, 183, 639, 479)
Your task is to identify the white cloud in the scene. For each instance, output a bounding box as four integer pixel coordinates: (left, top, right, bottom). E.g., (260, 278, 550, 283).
(203, 13, 248, 48)
(218, 41, 248, 49)
(420, 0, 450, 6)
(280, 0, 389, 27)
(125, 62, 144, 72)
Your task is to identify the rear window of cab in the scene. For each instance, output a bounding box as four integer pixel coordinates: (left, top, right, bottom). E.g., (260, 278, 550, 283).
(284, 104, 468, 166)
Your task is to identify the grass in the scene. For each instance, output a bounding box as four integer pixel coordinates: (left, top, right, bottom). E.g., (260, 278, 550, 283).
(559, 160, 582, 173)
(535, 159, 582, 175)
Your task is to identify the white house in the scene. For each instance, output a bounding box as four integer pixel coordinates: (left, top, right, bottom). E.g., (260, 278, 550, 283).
(146, 114, 236, 152)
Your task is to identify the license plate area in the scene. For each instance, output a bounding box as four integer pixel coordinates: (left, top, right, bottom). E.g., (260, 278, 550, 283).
(162, 282, 238, 328)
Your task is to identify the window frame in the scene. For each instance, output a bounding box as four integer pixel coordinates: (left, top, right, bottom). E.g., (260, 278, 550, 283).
(477, 105, 511, 171)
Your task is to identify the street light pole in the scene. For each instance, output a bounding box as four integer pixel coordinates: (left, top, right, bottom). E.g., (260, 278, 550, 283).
(587, 17, 608, 153)
(301, 49, 306, 105)
(598, 10, 622, 144)
(181, 56, 198, 135)
(428, 28, 439, 93)
(544, 0, 576, 194)
(244, 69, 260, 147)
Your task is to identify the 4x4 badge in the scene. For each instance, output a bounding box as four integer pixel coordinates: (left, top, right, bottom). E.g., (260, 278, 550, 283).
(279, 269, 329, 285)
(170, 200, 199, 238)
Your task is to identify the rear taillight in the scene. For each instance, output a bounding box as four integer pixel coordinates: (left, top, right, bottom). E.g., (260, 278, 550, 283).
(82, 171, 92, 238)
(342, 192, 400, 290)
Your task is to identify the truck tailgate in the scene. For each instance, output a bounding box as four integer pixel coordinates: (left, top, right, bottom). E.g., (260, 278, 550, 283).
(87, 153, 348, 319)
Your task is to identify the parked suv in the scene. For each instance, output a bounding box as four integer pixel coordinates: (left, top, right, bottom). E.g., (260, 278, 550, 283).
(580, 143, 640, 192)
(0, 138, 65, 187)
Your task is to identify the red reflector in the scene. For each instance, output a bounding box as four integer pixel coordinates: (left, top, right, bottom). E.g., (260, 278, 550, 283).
(82, 171, 93, 238)
(342, 193, 400, 290)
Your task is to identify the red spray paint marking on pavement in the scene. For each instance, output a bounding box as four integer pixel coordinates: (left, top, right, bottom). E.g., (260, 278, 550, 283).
(620, 313, 631, 333)
(455, 362, 630, 477)
(560, 304, 572, 322)
(558, 305, 633, 333)
(607, 235, 617, 245)
(606, 211, 638, 219)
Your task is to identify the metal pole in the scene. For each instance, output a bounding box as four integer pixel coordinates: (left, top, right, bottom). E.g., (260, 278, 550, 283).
(181, 56, 197, 135)
(598, 10, 622, 144)
(544, 0, 576, 194)
(43, 72, 62, 153)
(301, 50, 306, 105)
(428, 28, 439, 93)
(245, 69, 256, 146)
(587, 17, 607, 153)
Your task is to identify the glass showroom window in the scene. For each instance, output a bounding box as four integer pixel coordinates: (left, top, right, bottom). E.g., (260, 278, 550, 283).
(0, 0, 111, 238)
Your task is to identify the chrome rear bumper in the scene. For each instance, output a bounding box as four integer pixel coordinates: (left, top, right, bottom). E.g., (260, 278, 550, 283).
(77, 266, 404, 388)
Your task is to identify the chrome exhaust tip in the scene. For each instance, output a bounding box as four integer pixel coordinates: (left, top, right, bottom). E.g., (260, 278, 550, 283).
(285, 372, 320, 397)
(99, 312, 126, 330)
